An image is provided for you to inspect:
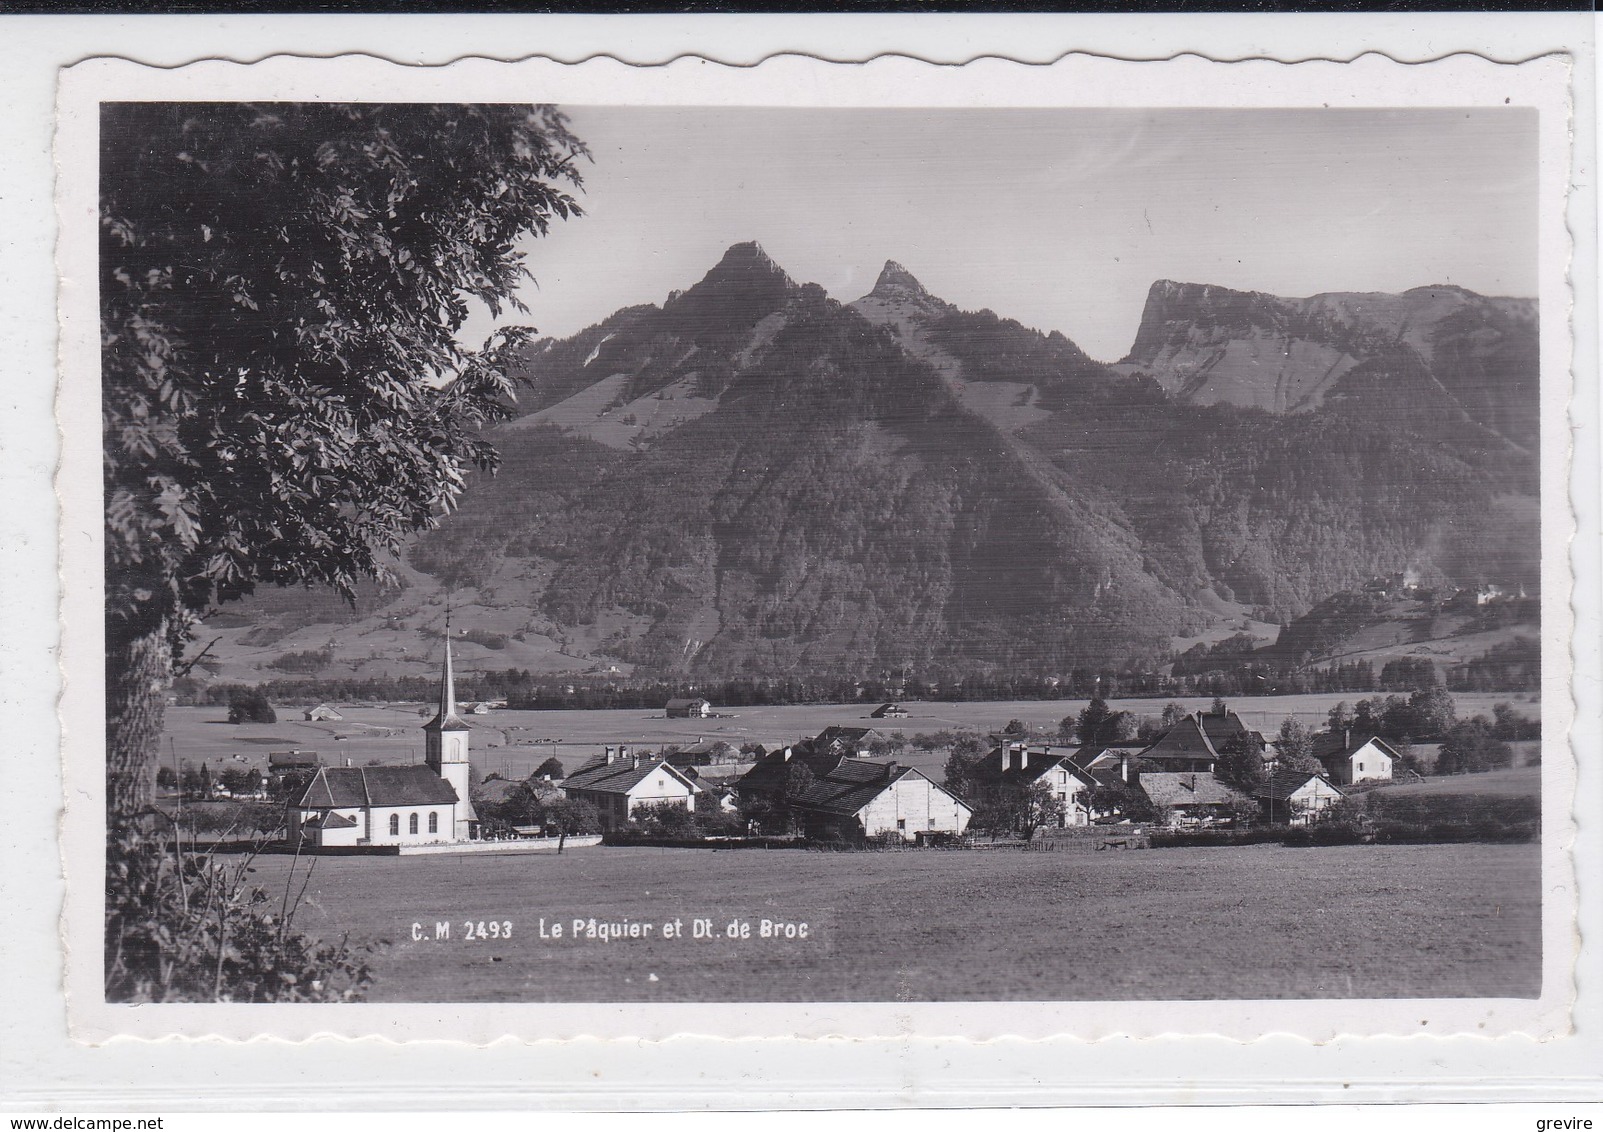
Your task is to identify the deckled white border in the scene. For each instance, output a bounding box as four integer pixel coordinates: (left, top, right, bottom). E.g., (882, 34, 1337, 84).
(54, 50, 1577, 1048)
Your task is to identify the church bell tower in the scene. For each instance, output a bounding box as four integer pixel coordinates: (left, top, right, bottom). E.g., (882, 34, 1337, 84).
(423, 623, 474, 840)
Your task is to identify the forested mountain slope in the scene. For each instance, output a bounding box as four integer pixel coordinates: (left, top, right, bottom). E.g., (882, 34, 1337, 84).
(209, 245, 1539, 682)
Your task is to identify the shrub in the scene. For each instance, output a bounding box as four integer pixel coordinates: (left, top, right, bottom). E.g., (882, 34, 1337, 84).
(105, 830, 374, 1003)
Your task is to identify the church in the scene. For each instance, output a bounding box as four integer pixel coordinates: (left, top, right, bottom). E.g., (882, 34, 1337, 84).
(290, 635, 479, 851)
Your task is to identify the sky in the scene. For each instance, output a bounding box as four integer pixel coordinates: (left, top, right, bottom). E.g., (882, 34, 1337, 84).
(474, 107, 1538, 363)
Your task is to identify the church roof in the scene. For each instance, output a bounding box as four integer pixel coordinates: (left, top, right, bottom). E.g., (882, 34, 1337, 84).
(293, 765, 461, 809)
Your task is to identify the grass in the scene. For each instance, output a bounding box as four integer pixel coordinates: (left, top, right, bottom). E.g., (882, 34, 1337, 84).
(251, 841, 1540, 1003)
(1373, 765, 1541, 799)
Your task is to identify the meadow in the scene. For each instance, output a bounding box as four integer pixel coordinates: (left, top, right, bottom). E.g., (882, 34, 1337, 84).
(164, 690, 1540, 783)
(253, 840, 1541, 1002)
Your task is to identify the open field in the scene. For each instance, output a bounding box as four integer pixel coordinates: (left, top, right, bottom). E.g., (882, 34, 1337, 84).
(1372, 765, 1541, 799)
(254, 841, 1540, 1002)
(164, 690, 1541, 783)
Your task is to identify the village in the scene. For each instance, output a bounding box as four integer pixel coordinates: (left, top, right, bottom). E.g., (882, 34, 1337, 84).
(169, 635, 1539, 856)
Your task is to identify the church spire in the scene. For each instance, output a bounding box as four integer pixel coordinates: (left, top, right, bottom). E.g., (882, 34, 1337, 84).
(424, 609, 469, 733)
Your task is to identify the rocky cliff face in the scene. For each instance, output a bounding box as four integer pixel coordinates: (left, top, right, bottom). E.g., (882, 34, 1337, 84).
(1116, 280, 1538, 448)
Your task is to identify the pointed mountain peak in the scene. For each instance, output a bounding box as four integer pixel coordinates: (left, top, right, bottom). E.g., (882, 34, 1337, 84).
(872, 259, 930, 297)
(706, 241, 793, 284)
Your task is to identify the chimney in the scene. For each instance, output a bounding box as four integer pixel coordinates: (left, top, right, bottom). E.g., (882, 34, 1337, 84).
(885, 761, 899, 782)
(1019, 744, 1029, 771)
(1120, 753, 1130, 783)
(782, 746, 792, 762)
(345, 757, 352, 768)
(604, 745, 616, 764)
(1343, 728, 1351, 750)
(631, 753, 640, 770)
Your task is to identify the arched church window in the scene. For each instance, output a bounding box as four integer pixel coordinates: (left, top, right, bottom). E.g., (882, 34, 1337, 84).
(388, 813, 399, 836)
(409, 812, 419, 835)
(428, 812, 438, 834)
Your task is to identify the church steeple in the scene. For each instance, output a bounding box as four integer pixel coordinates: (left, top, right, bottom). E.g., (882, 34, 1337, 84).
(423, 610, 475, 841)
(424, 611, 469, 734)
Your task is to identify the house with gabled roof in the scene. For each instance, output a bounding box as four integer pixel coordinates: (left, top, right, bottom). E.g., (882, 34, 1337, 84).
(1253, 769, 1345, 825)
(665, 696, 713, 718)
(303, 703, 343, 722)
(811, 725, 891, 759)
(1138, 771, 1250, 827)
(1310, 730, 1399, 786)
(736, 748, 971, 842)
(975, 739, 1097, 826)
(563, 746, 702, 831)
(870, 702, 910, 719)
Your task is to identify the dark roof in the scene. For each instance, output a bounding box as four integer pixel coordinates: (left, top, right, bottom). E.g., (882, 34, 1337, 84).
(869, 703, 908, 717)
(269, 751, 321, 770)
(975, 743, 1091, 787)
(787, 764, 969, 819)
(1254, 769, 1345, 803)
(1309, 731, 1400, 762)
(1196, 707, 1260, 748)
(564, 755, 700, 797)
(665, 697, 710, 709)
(1137, 717, 1221, 763)
(1139, 771, 1247, 809)
(814, 725, 879, 747)
(294, 765, 460, 809)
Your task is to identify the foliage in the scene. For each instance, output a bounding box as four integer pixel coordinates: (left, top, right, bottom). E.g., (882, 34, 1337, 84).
(1436, 717, 1515, 775)
(534, 756, 566, 779)
(1214, 734, 1267, 795)
(1274, 717, 1321, 774)
(226, 687, 277, 724)
(942, 735, 987, 800)
(1074, 696, 1133, 744)
(105, 830, 374, 1003)
(1491, 702, 1541, 741)
(103, 102, 587, 643)
(1084, 778, 1158, 824)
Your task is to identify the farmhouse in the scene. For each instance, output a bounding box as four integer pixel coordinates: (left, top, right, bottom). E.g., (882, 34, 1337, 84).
(763, 749, 973, 842)
(290, 635, 478, 849)
(870, 702, 910, 719)
(1254, 769, 1346, 826)
(563, 746, 702, 831)
(1138, 771, 1249, 827)
(303, 703, 343, 722)
(1311, 730, 1399, 786)
(811, 725, 890, 758)
(664, 738, 740, 768)
(976, 739, 1097, 826)
(665, 697, 713, 718)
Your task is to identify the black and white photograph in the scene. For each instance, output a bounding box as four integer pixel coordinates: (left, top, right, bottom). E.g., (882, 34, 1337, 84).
(55, 49, 1580, 1044)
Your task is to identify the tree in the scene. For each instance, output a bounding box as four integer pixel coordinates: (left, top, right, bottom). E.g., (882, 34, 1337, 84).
(1274, 717, 1321, 774)
(534, 756, 566, 780)
(1084, 779, 1158, 824)
(226, 688, 276, 725)
(103, 102, 586, 827)
(156, 766, 177, 791)
(1214, 734, 1267, 796)
(1075, 696, 1130, 744)
(1326, 700, 1354, 735)
(943, 735, 987, 802)
(540, 797, 601, 852)
(1408, 683, 1458, 739)
(1160, 702, 1187, 729)
(1436, 718, 1513, 775)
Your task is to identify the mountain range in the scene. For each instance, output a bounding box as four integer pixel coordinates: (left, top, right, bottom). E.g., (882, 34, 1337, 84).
(205, 242, 1540, 684)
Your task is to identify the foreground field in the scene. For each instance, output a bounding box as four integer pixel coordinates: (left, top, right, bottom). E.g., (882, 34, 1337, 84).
(165, 689, 1539, 783)
(255, 841, 1540, 1002)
